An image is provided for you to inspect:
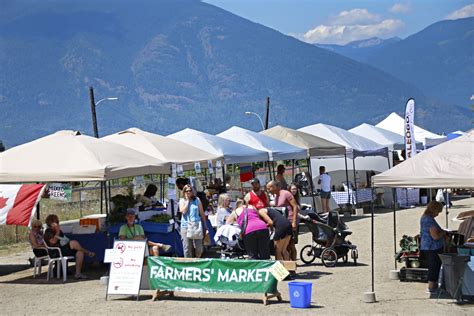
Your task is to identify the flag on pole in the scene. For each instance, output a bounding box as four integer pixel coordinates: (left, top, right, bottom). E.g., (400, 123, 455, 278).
(0, 184, 46, 226)
(404, 98, 417, 159)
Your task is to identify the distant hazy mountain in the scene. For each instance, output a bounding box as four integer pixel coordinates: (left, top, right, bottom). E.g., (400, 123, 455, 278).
(315, 37, 401, 61)
(0, 0, 471, 147)
(316, 18, 474, 108)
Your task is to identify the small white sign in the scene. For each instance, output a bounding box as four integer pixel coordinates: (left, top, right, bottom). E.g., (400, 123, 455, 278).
(171, 163, 177, 178)
(107, 240, 146, 297)
(207, 160, 213, 174)
(268, 261, 290, 282)
(194, 162, 202, 174)
(104, 249, 116, 263)
(168, 219, 175, 224)
(177, 164, 184, 176)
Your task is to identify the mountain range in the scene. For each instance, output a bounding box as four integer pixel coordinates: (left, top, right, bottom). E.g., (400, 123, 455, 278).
(0, 0, 472, 148)
(315, 17, 474, 107)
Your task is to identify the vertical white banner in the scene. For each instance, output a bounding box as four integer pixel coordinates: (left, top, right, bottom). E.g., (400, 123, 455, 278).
(404, 98, 417, 159)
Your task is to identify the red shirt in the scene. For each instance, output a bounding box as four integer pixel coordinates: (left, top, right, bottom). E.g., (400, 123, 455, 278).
(248, 190, 268, 209)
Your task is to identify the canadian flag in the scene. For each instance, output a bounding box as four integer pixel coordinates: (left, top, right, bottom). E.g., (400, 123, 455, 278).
(0, 184, 46, 226)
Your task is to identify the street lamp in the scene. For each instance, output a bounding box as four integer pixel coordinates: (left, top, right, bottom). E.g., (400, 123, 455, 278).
(89, 87, 118, 138)
(245, 111, 265, 130)
(95, 97, 118, 106)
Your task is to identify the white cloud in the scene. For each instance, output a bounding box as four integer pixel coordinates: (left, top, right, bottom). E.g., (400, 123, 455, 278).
(446, 4, 474, 20)
(303, 19, 404, 45)
(329, 8, 380, 26)
(389, 3, 411, 14)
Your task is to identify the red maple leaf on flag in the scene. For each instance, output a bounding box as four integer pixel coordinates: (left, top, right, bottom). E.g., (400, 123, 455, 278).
(0, 196, 8, 209)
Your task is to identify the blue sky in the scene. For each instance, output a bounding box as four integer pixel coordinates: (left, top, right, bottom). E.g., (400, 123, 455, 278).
(204, 1, 474, 44)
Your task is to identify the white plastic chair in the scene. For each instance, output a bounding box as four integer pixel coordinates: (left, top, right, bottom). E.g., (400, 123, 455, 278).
(32, 246, 74, 282)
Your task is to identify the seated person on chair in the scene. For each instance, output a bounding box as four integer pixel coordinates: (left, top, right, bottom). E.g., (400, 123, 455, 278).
(43, 214, 95, 279)
(119, 209, 172, 255)
(29, 219, 49, 257)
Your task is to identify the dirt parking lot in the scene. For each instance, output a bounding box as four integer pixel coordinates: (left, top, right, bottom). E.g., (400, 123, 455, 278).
(1, 198, 473, 315)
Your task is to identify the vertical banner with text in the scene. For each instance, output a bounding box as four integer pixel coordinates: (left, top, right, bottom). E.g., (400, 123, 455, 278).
(404, 98, 417, 159)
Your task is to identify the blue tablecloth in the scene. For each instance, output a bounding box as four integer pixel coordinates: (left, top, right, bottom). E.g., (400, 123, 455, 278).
(65, 232, 110, 263)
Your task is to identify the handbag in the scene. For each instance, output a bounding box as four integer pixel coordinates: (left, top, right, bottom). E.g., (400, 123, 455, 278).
(186, 221, 203, 239)
(239, 208, 249, 238)
(186, 199, 204, 239)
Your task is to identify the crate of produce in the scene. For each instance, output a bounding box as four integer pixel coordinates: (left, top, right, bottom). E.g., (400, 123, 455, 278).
(399, 267, 428, 282)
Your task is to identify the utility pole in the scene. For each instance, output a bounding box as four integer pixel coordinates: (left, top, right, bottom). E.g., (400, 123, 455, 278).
(89, 87, 99, 138)
(264, 96, 270, 130)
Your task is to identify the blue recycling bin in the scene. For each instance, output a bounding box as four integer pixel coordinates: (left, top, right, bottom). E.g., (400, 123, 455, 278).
(288, 281, 312, 308)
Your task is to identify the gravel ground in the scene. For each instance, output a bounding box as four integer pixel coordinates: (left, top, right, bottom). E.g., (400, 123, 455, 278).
(0, 198, 473, 315)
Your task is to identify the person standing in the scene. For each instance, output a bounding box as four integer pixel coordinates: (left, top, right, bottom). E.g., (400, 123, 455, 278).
(244, 178, 268, 209)
(226, 204, 271, 260)
(216, 193, 232, 229)
(318, 166, 331, 213)
(266, 180, 299, 262)
(420, 201, 446, 294)
(258, 208, 292, 260)
(179, 185, 208, 258)
(275, 164, 288, 190)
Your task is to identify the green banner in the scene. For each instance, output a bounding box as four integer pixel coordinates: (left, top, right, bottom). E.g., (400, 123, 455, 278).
(147, 257, 278, 294)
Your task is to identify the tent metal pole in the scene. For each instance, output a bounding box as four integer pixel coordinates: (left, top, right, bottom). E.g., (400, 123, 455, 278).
(371, 187, 375, 293)
(393, 188, 397, 269)
(292, 159, 295, 182)
(306, 157, 317, 211)
(100, 182, 103, 214)
(222, 163, 227, 193)
(344, 153, 351, 208)
(352, 158, 358, 206)
(445, 188, 449, 228)
(266, 161, 273, 181)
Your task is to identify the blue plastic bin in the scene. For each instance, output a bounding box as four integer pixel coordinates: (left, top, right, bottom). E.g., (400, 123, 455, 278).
(288, 281, 312, 308)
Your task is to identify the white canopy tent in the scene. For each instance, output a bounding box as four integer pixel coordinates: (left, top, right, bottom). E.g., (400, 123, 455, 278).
(372, 131, 474, 188)
(299, 123, 390, 206)
(0, 130, 168, 183)
(168, 128, 268, 164)
(349, 123, 422, 150)
(217, 126, 307, 161)
(260, 125, 346, 157)
(299, 123, 388, 158)
(368, 131, 474, 300)
(375, 112, 446, 147)
(102, 128, 222, 169)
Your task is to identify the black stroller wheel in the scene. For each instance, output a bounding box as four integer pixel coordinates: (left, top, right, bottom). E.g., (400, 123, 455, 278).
(321, 248, 337, 267)
(351, 249, 358, 266)
(300, 245, 316, 264)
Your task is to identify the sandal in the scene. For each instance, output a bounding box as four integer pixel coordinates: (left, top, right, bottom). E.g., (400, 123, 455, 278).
(74, 273, 89, 280)
(161, 244, 172, 252)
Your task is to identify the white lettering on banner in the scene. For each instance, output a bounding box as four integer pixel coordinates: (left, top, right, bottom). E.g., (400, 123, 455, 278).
(150, 266, 270, 283)
(404, 98, 416, 159)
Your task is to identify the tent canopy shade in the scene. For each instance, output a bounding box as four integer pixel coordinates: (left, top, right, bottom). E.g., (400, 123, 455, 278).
(217, 126, 307, 161)
(349, 123, 422, 150)
(375, 112, 446, 146)
(0, 130, 168, 183)
(372, 131, 474, 188)
(298, 123, 389, 158)
(260, 125, 346, 157)
(168, 128, 269, 164)
(102, 128, 223, 167)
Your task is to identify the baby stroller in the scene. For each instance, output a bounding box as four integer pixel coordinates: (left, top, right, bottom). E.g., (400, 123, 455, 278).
(214, 224, 246, 259)
(300, 211, 358, 267)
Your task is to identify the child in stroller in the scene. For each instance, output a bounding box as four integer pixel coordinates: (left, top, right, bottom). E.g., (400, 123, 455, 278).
(214, 224, 246, 259)
(299, 210, 358, 267)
